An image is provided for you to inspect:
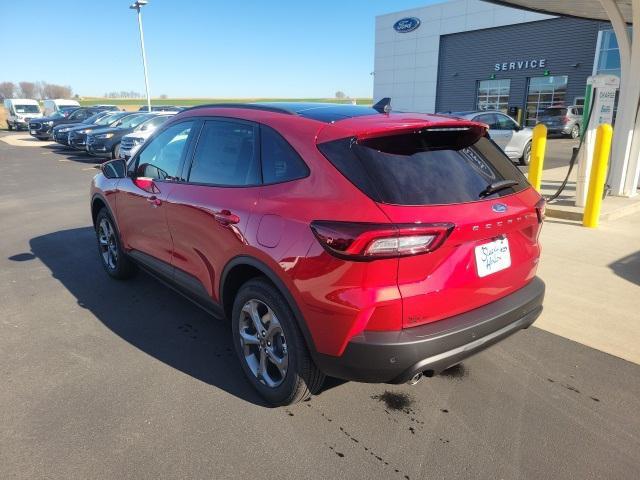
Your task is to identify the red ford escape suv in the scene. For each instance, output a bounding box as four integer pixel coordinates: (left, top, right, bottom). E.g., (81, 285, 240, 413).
(90, 100, 545, 406)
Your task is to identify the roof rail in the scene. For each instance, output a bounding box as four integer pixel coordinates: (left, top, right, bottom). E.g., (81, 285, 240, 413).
(181, 103, 295, 115)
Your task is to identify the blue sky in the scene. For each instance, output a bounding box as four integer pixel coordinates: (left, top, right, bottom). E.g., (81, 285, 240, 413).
(4, 0, 437, 98)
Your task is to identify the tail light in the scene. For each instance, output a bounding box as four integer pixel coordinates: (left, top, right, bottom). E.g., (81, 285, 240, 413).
(535, 198, 546, 224)
(310, 221, 454, 261)
(562, 116, 570, 124)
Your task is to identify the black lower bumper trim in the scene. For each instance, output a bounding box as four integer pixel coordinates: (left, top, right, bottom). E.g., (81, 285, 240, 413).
(314, 277, 545, 383)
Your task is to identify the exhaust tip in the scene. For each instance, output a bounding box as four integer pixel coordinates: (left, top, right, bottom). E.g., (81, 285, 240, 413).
(406, 372, 423, 386)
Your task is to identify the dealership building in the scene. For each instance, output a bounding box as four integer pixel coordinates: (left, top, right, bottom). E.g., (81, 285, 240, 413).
(373, 0, 622, 126)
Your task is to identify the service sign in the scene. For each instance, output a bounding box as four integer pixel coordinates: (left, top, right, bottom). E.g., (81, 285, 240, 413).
(494, 59, 547, 71)
(393, 17, 421, 33)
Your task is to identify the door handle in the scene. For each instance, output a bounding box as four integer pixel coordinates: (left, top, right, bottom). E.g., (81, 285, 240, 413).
(147, 195, 162, 207)
(214, 209, 240, 225)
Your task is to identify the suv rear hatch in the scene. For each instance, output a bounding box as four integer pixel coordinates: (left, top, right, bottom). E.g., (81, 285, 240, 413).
(317, 123, 543, 328)
(539, 107, 568, 127)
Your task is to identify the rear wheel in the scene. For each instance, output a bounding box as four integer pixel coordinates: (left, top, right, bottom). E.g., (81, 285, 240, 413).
(231, 278, 324, 406)
(519, 141, 532, 166)
(95, 208, 136, 280)
(570, 124, 580, 139)
(7, 122, 13, 131)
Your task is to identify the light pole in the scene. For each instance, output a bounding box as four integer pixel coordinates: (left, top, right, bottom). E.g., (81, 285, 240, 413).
(130, 0, 151, 112)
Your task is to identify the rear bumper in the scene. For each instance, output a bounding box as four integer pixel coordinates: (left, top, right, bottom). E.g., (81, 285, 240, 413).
(314, 277, 545, 383)
(545, 125, 572, 135)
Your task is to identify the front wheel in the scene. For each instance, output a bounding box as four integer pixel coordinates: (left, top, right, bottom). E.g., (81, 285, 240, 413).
(112, 142, 121, 159)
(95, 208, 136, 280)
(519, 141, 532, 166)
(231, 278, 324, 406)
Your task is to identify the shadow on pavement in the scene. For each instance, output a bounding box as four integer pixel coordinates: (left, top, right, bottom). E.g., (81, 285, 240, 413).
(609, 250, 640, 286)
(28, 226, 272, 407)
(45, 144, 105, 164)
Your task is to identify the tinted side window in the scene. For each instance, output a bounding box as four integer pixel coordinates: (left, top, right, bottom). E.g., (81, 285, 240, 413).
(475, 113, 498, 129)
(135, 121, 193, 180)
(188, 121, 259, 186)
(261, 126, 309, 184)
(69, 110, 86, 120)
(496, 114, 517, 130)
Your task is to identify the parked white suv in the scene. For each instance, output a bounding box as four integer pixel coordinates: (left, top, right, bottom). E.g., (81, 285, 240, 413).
(119, 112, 176, 159)
(445, 111, 533, 165)
(4, 99, 43, 130)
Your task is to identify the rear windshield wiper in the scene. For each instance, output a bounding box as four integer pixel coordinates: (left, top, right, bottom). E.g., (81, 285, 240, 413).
(479, 180, 519, 198)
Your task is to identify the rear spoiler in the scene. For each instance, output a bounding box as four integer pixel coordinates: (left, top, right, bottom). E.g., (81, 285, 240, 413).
(372, 97, 392, 114)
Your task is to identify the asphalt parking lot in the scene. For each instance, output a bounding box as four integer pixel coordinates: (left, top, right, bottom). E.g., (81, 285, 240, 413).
(1, 132, 639, 479)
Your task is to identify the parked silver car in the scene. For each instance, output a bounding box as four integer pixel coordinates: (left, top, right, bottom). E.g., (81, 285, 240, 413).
(446, 111, 533, 165)
(537, 105, 583, 139)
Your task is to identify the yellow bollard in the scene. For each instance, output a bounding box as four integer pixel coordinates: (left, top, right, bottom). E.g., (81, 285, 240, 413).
(583, 124, 613, 228)
(528, 124, 547, 192)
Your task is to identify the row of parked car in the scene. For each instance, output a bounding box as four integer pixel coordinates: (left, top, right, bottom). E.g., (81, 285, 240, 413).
(26, 105, 184, 159)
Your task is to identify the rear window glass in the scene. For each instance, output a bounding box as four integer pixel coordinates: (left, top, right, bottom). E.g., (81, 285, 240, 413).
(542, 108, 567, 116)
(318, 129, 528, 206)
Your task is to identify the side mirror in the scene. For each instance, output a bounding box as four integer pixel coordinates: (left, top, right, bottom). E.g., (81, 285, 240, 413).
(101, 159, 127, 179)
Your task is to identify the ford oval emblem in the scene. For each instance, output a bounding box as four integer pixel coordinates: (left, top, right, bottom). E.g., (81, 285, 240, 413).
(492, 203, 508, 213)
(393, 17, 421, 33)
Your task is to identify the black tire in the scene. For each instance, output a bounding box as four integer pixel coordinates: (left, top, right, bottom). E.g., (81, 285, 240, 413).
(231, 278, 324, 406)
(519, 141, 532, 166)
(94, 208, 136, 280)
(7, 121, 13, 131)
(570, 124, 580, 139)
(112, 142, 121, 159)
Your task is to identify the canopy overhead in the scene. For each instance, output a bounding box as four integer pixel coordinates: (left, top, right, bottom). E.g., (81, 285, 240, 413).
(485, 1, 633, 23)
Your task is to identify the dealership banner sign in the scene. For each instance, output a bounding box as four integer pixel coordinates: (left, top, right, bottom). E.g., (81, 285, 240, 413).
(494, 59, 547, 71)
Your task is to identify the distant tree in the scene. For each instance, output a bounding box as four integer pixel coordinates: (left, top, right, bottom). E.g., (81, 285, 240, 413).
(18, 81, 37, 98)
(38, 82, 72, 99)
(73, 93, 80, 99)
(0, 81, 16, 99)
(335, 91, 346, 99)
(160, 94, 168, 99)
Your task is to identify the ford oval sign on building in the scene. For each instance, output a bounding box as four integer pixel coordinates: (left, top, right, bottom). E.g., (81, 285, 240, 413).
(393, 17, 420, 33)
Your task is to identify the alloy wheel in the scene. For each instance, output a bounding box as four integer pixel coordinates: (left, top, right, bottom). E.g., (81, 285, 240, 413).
(571, 125, 580, 139)
(98, 218, 118, 270)
(238, 299, 288, 388)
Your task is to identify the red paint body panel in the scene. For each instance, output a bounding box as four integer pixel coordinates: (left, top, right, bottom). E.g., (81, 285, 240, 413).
(91, 106, 543, 359)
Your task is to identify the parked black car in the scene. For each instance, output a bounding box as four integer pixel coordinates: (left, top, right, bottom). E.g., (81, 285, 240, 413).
(29, 107, 108, 140)
(67, 112, 133, 150)
(137, 105, 184, 112)
(87, 105, 121, 112)
(86, 112, 155, 158)
(52, 111, 115, 146)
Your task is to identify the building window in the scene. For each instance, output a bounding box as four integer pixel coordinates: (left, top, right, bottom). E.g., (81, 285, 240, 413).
(476, 79, 510, 113)
(525, 75, 568, 126)
(595, 29, 625, 78)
